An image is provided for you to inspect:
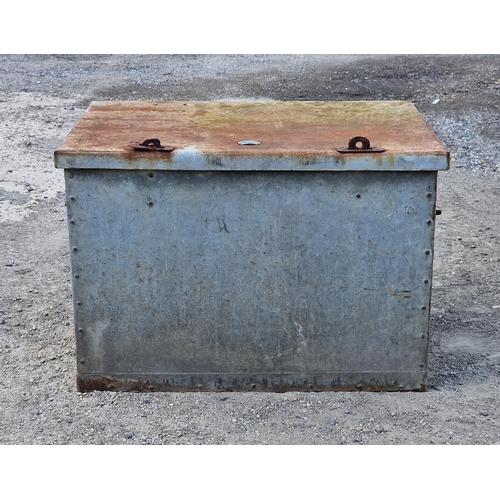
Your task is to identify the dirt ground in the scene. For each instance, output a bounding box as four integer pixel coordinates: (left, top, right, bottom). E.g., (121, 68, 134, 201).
(0, 54, 499, 446)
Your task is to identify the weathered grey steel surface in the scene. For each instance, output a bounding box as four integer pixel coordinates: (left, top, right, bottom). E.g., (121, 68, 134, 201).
(55, 100, 448, 392)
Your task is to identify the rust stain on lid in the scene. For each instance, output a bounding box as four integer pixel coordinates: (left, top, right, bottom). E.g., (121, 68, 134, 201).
(55, 100, 448, 159)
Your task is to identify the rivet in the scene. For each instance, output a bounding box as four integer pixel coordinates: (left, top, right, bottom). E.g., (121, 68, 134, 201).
(356, 384, 363, 390)
(308, 384, 314, 389)
(70, 196, 75, 201)
(73, 247, 78, 252)
(427, 193, 432, 199)
(148, 173, 154, 178)
(148, 201, 154, 207)
(425, 250, 430, 255)
(356, 193, 361, 199)
(399, 384, 404, 390)
(74, 274, 79, 279)
(251, 384, 256, 389)
(78, 328, 83, 333)
(79, 359, 85, 364)
(422, 306, 427, 310)
(427, 220, 432, 225)
(76, 301, 81, 306)
(419, 363, 425, 368)
(424, 279, 429, 284)
(70, 220, 75, 224)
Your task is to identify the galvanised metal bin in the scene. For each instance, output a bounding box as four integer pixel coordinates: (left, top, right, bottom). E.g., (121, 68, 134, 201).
(55, 101, 449, 392)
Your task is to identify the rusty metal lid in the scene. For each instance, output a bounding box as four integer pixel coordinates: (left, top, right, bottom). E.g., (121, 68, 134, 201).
(54, 101, 449, 171)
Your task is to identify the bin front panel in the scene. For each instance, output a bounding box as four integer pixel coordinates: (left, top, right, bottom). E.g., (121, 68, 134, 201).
(66, 168, 437, 391)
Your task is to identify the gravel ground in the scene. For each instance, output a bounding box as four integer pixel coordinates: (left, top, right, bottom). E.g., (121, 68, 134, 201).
(1, 55, 499, 452)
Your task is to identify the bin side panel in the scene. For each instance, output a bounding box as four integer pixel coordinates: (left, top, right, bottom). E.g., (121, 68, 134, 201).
(66, 170, 436, 391)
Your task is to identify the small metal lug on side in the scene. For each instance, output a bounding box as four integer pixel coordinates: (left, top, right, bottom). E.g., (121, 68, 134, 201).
(336, 136, 385, 153)
(129, 138, 174, 152)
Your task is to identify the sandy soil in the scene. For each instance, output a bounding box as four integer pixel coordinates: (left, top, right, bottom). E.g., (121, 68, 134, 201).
(0, 54, 499, 445)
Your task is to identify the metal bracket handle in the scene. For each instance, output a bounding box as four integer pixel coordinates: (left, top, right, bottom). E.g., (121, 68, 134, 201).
(336, 136, 385, 153)
(129, 138, 174, 152)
